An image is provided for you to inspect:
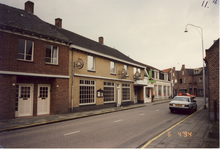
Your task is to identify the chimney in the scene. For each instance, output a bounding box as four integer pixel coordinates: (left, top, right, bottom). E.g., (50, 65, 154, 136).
(25, 1, 34, 14)
(182, 64, 185, 69)
(99, 37, 104, 44)
(55, 18, 62, 28)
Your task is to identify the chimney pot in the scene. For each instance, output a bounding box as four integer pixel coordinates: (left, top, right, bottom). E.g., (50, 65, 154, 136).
(99, 37, 104, 44)
(25, 1, 34, 14)
(55, 18, 62, 28)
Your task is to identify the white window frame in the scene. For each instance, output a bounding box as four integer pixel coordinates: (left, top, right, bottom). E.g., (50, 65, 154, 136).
(175, 79, 177, 84)
(199, 77, 203, 82)
(79, 79, 95, 105)
(122, 83, 131, 101)
(17, 39, 34, 61)
(182, 71, 184, 75)
(87, 55, 95, 71)
(104, 82, 115, 103)
(134, 67, 142, 78)
(45, 44, 59, 65)
(164, 86, 166, 96)
(124, 65, 128, 76)
(184, 78, 187, 83)
(110, 61, 116, 74)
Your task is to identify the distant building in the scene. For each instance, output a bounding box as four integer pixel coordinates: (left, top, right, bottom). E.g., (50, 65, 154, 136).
(170, 65, 208, 97)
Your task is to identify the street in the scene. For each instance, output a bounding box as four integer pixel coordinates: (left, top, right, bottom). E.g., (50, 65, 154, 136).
(0, 97, 205, 148)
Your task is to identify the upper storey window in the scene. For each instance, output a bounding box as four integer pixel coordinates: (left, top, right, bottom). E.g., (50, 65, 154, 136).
(110, 61, 116, 74)
(17, 39, 34, 61)
(46, 44, 58, 64)
(88, 55, 95, 71)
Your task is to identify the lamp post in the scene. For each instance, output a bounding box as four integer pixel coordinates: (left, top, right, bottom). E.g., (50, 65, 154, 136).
(184, 24, 206, 109)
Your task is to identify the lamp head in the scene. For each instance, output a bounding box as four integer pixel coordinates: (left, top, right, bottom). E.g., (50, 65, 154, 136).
(184, 29, 188, 33)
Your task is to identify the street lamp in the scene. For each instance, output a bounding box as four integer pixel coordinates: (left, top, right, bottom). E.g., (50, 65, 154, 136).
(184, 23, 206, 109)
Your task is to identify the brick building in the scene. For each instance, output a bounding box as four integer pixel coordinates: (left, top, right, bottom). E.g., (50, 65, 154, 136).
(0, 2, 70, 119)
(0, 1, 157, 119)
(205, 39, 219, 121)
(171, 64, 208, 97)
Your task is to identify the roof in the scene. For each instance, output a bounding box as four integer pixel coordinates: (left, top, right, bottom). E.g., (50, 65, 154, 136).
(0, 3, 69, 43)
(162, 68, 171, 73)
(0, 3, 144, 68)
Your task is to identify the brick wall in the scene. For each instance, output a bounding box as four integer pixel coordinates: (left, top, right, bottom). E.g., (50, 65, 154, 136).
(206, 39, 219, 120)
(0, 31, 69, 76)
(0, 75, 16, 119)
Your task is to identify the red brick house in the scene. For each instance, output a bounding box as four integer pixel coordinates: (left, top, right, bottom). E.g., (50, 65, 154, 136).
(0, 2, 70, 119)
(205, 39, 219, 121)
(171, 65, 208, 97)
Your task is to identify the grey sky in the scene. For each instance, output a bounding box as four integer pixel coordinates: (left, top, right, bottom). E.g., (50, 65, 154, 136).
(1, 0, 219, 70)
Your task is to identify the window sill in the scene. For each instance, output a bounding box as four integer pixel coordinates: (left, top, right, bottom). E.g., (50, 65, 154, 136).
(17, 59, 34, 63)
(110, 73, 116, 75)
(45, 63, 59, 66)
(79, 103, 95, 106)
(104, 101, 115, 104)
(88, 70, 96, 73)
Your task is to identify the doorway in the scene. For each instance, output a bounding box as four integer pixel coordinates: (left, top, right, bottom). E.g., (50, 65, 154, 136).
(37, 84, 50, 115)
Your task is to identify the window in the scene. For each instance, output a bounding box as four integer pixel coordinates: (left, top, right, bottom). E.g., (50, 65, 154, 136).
(194, 78, 197, 82)
(199, 77, 203, 82)
(182, 71, 184, 75)
(173, 73, 175, 77)
(46, 44, 58, 64)
(164, 74, 168, 81)
(158, 85, 162, 96)
(200, 89, 203, 95)
(88, 55, 95, 71)
(110, 61, 116, 74)
(154, 85, 157, 96)
(164, 86, 166, 96)
(180, 79, 182, 84)
(79, 79, 95, 104)
(175, 79, 177, 84)
(17, 39, 34, 61)
(167, 86, 170, 96)
(104, 82, 115, 102)
(124, 65, 128, 76)
(145, 88, 150, 98)
(122, 83, 130, 101)
(184, 78, 187, 83)
(134, 68, 141, 77)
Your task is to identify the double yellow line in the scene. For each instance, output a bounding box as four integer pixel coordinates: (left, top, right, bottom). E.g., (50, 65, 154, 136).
(141, 106, 205, 148)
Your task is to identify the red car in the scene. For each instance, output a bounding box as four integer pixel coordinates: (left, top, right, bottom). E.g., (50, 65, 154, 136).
(178, 93, 196, 98)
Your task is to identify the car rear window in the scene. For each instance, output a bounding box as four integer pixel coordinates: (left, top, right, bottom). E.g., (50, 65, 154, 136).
(173, 97, 189, 102)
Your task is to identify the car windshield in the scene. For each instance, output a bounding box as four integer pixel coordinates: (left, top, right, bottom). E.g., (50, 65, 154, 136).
(173, 97, 189, 102)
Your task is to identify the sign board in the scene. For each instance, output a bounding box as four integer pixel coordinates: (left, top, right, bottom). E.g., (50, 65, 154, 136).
(149, 80, 156, 83)
(149, 70, 152, 79)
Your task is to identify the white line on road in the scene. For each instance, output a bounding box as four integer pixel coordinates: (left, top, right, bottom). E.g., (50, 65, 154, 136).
(114, 120, 122, 123)
(140, 113, 145, 116)
(64, 131, 80, 136)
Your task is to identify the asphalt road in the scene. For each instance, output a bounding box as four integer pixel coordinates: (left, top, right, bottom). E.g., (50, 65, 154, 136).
(0, 98, 204, 148)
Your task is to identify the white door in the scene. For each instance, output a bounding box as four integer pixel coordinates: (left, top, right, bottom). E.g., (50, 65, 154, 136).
(117, 83, 121, 106)
(37, 84, 50, 115)
(18, 84, 33, 117)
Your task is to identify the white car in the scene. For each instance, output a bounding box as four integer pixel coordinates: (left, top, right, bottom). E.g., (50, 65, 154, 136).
(169, 96, 197, 114)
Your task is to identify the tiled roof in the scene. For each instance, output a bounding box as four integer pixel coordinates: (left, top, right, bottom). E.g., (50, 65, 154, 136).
(162, 68, 171, 73)
(0, 3, 144, 67)
(0, 3, 69, 43)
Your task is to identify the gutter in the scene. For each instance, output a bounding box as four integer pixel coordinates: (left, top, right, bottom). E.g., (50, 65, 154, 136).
(71, 48, 74, 113)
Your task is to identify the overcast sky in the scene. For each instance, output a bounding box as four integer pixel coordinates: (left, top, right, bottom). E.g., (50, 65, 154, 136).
(1, 0, 219, 70)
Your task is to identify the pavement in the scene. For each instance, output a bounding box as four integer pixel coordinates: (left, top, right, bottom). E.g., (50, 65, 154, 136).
(0, 98, 218, 148)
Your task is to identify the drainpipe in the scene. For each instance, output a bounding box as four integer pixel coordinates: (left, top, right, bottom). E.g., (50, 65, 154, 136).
(204, 58, 210, 121)
(70, 45, 74, 113)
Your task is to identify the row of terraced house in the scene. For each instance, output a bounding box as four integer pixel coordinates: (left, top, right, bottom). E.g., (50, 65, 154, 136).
(0, 1, 218, 120)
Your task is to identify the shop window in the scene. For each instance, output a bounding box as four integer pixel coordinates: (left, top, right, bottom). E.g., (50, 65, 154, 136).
(104, 82, 114, 102)
(79, 79, 95, 104)
(122, 83, 130, 101)
(145, 88, 150, 98)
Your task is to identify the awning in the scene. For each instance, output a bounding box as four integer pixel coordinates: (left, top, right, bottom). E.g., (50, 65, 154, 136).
(134, 80, 148, 86)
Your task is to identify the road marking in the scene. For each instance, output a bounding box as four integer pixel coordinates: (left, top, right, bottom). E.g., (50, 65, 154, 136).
(140, 113, 145, 116)
(64, 131, 80, 136)
(114, 120, 122, 123)
(141, 105, 204, 148)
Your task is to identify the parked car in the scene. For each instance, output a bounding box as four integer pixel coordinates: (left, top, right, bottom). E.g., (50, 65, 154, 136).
(178, 93, 196, 98)
(169, 96, 197, 114)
